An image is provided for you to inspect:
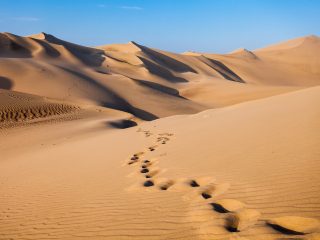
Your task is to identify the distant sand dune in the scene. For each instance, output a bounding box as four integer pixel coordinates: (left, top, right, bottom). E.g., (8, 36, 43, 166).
(0, 33, 318, 139)
(1, 32, 318, 121)
(228, 48, 259, 60)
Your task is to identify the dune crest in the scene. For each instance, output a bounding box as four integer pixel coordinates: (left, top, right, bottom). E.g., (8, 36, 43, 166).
(255, 35, 320, 52)
(229, 48, 258, 60)
(100, 41, 142, 53)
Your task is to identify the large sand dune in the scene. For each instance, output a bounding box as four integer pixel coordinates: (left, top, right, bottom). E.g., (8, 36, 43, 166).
(0, 34, 319, 239)
(1, 33, 319, 120)
(1, 86, 319, 239)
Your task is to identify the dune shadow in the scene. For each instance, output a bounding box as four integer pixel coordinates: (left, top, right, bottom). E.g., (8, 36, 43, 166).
(129, 106, 158, 120)
(44, 34, 105, 66)
(0, 77, 14, 90)
(95, 68, 111, 75)
(108, 119, 138, 129)
(136, 43, 197, 73)
(131, 78, 186, 99)
(205, 58, 245, 83)
(0, 34, 32, 58)
(56, 66, 158, 120)
(138, 57, 188, 83)
(32, 38, 60, 57)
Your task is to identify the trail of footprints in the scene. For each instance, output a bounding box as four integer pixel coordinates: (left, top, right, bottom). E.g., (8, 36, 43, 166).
(126, 129, 320, 236)
(127, 131, 174, 190)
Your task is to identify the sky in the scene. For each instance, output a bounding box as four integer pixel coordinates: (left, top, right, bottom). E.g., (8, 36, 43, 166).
(0, 0, 319, 53)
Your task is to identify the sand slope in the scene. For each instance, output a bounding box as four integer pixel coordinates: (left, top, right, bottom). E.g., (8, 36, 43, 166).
(0, 89, 81, 128)
(1, 86, 319, 239)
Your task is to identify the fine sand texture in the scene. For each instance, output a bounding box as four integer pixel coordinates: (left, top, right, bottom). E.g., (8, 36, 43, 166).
(0, 89, 81, 128)
(1, 86, 319, 240)
(0, 34, 320, 239)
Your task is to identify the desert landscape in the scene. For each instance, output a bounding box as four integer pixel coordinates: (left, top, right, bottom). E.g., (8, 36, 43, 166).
(0, 31, 319, 239)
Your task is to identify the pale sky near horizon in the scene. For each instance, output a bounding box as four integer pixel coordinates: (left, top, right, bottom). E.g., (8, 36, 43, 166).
(0, 0, 319, 53)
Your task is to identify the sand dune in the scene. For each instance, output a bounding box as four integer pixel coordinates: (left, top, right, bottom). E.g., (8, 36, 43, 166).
(137, 86, 320, 239)
(199, 35, 320, 86)
(1, 86, 319, 239)
(0, 34, 319, 239)
(1, 33, 319, 121)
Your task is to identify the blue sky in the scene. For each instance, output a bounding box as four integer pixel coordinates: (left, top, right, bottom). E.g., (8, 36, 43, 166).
(0, 0, 319, 53)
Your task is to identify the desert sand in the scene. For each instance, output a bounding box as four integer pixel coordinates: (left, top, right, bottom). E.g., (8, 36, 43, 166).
(0, 33, 319, 239)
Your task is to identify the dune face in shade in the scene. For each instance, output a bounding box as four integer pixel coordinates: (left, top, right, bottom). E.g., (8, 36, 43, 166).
(0, 76, 13, 90)
(0, 33, 320, 240)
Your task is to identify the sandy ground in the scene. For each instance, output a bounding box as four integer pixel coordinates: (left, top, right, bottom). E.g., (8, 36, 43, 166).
(1, 87, 319, 239)
(0, 34, 320, 239)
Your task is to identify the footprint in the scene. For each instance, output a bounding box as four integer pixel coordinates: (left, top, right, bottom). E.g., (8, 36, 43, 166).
(211, 199, 245, 213)
(141, 168, 149, 174)
(157, 136, 170, 144)
(130, 152, 144, 161)
(159, 180, 175, 190)
(267, 216, 320, 235)
(134, 152, 144, 157)
(202, 192, 212, 199)
(226, 209, 261, 232)
(189, 180, 200, 187)
(148, 146, 158, 152)
(145, 170, 160, 179)
(144, 180, 154, 187)
(143, 131, 152, 137)
(159, 133, 174, 137)
(128, 157, 139, 165)
(128, 152, 145, 164)
(141, 162, 152, 168)
(201, 183, 230, 199)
